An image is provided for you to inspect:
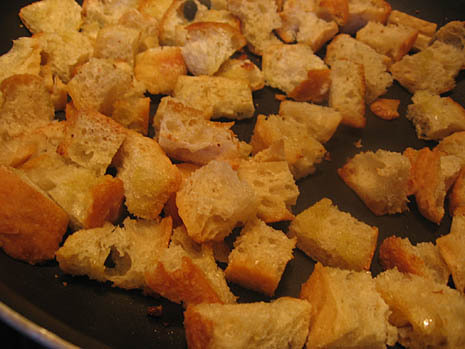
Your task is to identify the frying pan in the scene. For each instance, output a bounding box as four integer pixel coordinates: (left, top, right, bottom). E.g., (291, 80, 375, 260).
(1, 0, 464, 348)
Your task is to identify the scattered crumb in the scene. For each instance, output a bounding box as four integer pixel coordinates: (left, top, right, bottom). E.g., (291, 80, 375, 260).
(354, 139, 363, 148)
(62, 281, 68, 287)
(275, 94, 287, 101)
(147, 305, 163, 317)
(370, 98, 400, 120)
(324, 152, 332, 161)
(54, 274, 59, 279)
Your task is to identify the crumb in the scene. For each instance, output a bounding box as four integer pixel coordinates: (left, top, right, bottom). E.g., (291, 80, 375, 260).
(275, 94, 287, 101)
(324, 152, 332, 161)
(62, 281, 68, 287)
(354, 139, 362, 148)
(147, 305, 163, 317)
(370, 98, 400, 120)
(54, 274, 59, 279)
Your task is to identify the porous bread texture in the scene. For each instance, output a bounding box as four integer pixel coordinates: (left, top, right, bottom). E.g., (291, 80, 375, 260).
(112, 130, 181, 220)
(300, 263, 398, 349)
(325, 33, 393, 103)
(225, 219, 296, 296)
(145, 226, 236, 305)
(328, 59, 366, 128)
(111, 96, 150, 135)
(214, 57, 265, 91)
(356, 21, 418, 61)
(94, 24, 141, 66)
(338, 149, 411, 215)
(227, 0, 282, 55)
(0, 165, 69, 265)
(138, 0, 174, 23)
(0, 74, 54, 141)
(342, 0, 391, 34)
(57, 108, 127, 177)
(35, 30, 94, 83)
(436, 214, 465, 294)
(184, 297, 311, 349)
(278, 100, 342, 143)
(375, 268, 465, 349)
(117, 7, 159, 51)
(19, 0, 83, 34)
(262, 43, 331, 103)
(66, 57, 133, 116)
(251, 114, 326, 179)
(134, 46, 187, 95)
(176, 160, 258, 243)
(406, 90, 465, 140)
(173, 75, 255, 120)
(237, 157, 299, 223)
(379, 236, 450, 285)
(435, 131, 465, 165)
(56, 217, 172, 290)
(389, 41, 464, 95)
(154, 97, 250, 165)
(40, 64, 68, 111)
(181, 22, 247, 76)
(288, 198, 378, 271)
(434, 21, 465, 68)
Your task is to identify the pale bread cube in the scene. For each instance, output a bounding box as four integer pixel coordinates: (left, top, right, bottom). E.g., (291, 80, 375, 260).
(301, 263, 397, 349)
(342, 0, 391, 34)
(215, 57, 264, 91)
(289, 198, 378, 271)
(434, 21, 465, 68)
(118, 8, 159, 50)
(138, 0, 174, 22)
(94, 24, 141, 66)
(39, 64, 68, 111)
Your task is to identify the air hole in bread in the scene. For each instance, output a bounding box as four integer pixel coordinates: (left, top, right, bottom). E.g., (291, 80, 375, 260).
(104, 246, 131, 277)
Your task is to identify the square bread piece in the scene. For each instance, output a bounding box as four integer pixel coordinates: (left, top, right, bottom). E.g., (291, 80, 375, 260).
(301, 263, 397, 349)
(214, 57, 265, 91)
(176, 160, 258, 243)
(436, 214, 465, 294)
(225, 219, 296, 296)
(338, 149, 411, 215)
(342, 0, 391, 34)
(56, 217, 172, 290)
(435, 130, 465, 165)
(375, 268, 465, 349)
(379, 236, 450, 285)
(288, 198, 378, 271)
(406, 90, 465, 141)
(173, 75, 255, 120)
(184, 297, 311, 349)
(262, 43, 331, 103)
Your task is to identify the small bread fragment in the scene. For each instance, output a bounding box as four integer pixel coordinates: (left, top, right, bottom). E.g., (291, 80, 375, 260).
(375, 268, 465, 349)
(0, 165, 69, 265)
(251, 114, 327, 179)
(436, 214, 465, 294)
(262, 43, 331, 103)
(134, 46, 187, 95)
(184, 297, 311, 349)
(94, 24, 141, 66)
(449, 168, 465, 216)
(370, 98, 400, 120)
(113, 130, 181, 220)
(278, 100, 342, 143)
(176, 160, 258, 243)
(379, 236, 450, 285)
(215, 57, 265, 91)
(56, 217, 172, 290)
(173, 75, 255, 120)
(145, 226, 236, 305)
(328, 59, 366, 128)
(225, 219, 296, 296)
(406, 90, 465, 140)
(181, 22, 247, 76)
(325, 33, 393, 103)
(435, 131, 465, 165)
(300, 263, 397, 349)
(117, 8, 159, 51)
(338, 149, 411, 215)
(289, 198, 378, 271)
(342, 0, 391, 34)
(19, 0, 83, 34)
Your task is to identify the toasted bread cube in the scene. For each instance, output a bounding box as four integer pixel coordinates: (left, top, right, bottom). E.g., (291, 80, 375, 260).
(251, 114, 326, 179)
(289, 198, 378, 270)
(301, 263, 397, 349)
(449, 168, 465, 216)
(176, 160, 258, 243)
(262, 43, 331, 103)
(134, 46, 187, 95)
(0, 166, 69, 264)
(173, 75, 255, 120)
(225, 219, 296, 296)
(19, 0, 83, 34)
(407, 91, 465, 140)
(138, 0, 174, 22)
(342, 0, 391, 34)
(338, 150, 411, 215)
(111, 96, 150, 135)
(145, 226, 236, 305)
(326, 34, 392, 103)
(181, 22, 247, 76)
(56, 217, 172, 290)
(434, 20, 465, 69)
(113, 130, 181, 220)
(379, 236, 450, 285)
(435, 131, 465, 165)
(184, 297, 311, 349)
(316, 0, 349, 26)
(370, 98, 400, 120)
(375, 268, 465, 349)
(118, 8, 159, 50)
(94, 24, 141, 66)
(215, 57, 265, 91)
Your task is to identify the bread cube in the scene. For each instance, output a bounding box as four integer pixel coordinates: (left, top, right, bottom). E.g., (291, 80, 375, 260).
(138, 0, 174, 22)
(301, 263, 397, 348)
(289, 198, 378, 270)
(117, 8, 159, 50)
(434, 21, 465, 69)
(215, 57, 265, 91)
(435, 131, 465, 165)
(112, 96, 150, 135)
(338, 149, 411, 215)
(449, 168, 465, 216)
(342, 0, 391, 34)
(94, 24, 141, 66)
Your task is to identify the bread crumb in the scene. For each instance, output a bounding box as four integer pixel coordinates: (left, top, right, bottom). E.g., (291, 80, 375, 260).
(354, 139, 363, 148)
(147, 305, 163, 317)
(275, 94, 287, 101)
(370, 99, 400, 120)
(62, 281, 68, 287)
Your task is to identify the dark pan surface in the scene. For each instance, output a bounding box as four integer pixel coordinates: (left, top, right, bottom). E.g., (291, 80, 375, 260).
(1, 1, 464, 348)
